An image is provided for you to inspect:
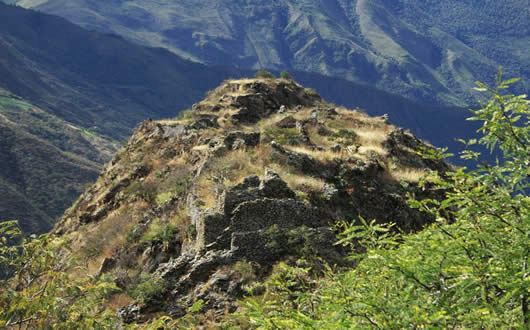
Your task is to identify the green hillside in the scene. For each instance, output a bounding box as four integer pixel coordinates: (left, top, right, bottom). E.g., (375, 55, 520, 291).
(0, 2, 243, 233)
(0, 3, 243, 139)
(14, 0, 529, 106)
(0, 89, 114, 234)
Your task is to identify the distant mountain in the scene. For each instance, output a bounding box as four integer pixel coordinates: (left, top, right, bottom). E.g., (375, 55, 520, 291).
(13, 0, 529, 106)
(0, 3, 486, 234)
(0, 2, 243, 233)
(0, 3, 246, 140)
(0, 89, 115, 234)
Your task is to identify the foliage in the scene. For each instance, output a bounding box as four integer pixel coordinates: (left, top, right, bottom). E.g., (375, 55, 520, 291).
(130, 272, 167, 305)
(240, 76, 529, 328)
(140, 218, 177, 246)
(328, 128, 358, 146)
(176, 109, 193, 121)
(255, 70, 275, 79)
(280, 71, 292, 80)
(0, 221, 121, 328)
(155, 191, 172, 206)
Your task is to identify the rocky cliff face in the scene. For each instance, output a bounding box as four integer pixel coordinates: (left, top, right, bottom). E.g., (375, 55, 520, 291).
(55, 78, 449, 322)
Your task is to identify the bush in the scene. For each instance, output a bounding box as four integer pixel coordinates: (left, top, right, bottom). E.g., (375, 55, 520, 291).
(328, 128, 357, 145)
(255, 70, 275, 79)
(131, 272, 167, 304)
(0, 221, 121, 328)
(280, 71, 292, 80)
(140, 218, 177, 245)
(263, 127, 301, 145)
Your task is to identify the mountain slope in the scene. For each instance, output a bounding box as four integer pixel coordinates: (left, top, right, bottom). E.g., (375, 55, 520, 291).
(0, 2, 243, 233)
(0, 90, 111, 233)
(14, 0, 529, 106)
(0, 3, 243, 139)
(0, 3, 487, 234)
(52, 78, 450, 322)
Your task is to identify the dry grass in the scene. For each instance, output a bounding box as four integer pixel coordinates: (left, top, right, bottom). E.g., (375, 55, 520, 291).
(67, 207, 136, 278)
(196, 183, 218, 209)
(157, 118, 188, 125)
(167, 155, 188, 168)
(149, 158, 165, 172)
(305, 125, 335, 147)
(256, 112, 295, 129)
(195, 146, 274, 208)
(222, 146, 274, 179)
(292, 107, 314, 121)
(191, 144, 211, 152)
(288, 146, 340, 163)
(356, 128, 391, 146)
(283, 174, 326, 192)
(105, 293, 133, 310)
(357, 145, 388, 157)
(389, 168, 427, 183)
(169, 208, 193, 243)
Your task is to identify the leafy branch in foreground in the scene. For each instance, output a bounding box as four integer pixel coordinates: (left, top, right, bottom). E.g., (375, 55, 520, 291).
(0, 221, 120, 329)
(239, 74, 529, 328)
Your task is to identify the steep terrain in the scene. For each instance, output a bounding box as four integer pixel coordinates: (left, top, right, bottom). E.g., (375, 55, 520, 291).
(53, 78, 450, 322)
(0, 3, 482, 234)
(0, 89, 116, 234)
(14, 0, 530, 105)
(0, 3, 243, 139)
(0, 2, 241, 233)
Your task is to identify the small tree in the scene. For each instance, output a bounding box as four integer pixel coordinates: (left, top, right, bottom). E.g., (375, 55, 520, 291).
(0, 221, 120, 328)
(255, 70, 275, 79)
(280, 71, 292, 80)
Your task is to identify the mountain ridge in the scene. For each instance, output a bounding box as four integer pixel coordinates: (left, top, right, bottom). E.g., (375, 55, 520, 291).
(13, 0, 529, 106)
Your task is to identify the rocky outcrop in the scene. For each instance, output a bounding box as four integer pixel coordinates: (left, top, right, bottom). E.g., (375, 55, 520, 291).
(193, 80, 322, 124)
(53, 78, 450, 323)
(196, 169, 320, 253)
(223, 131, 260, 150)
(383, 128, 451, 172)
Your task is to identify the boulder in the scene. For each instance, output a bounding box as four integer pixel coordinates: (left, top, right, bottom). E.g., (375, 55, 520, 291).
(188, 114, 219, 130)
(259, 169, 296, 199)
(224, 131, 260, 149)
(97, 257, 116, 276)
(275, 115, 297, 128)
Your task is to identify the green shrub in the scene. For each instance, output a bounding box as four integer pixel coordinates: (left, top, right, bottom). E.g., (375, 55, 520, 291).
(127, 181, 158, 203)
(328, 128, 357, 145)
(255, 70, 275, 79)
(126, 226, 143, 244)
(155, 191, 172, 206)
(176, 109, 193, 120)
(131, 272, 166, 304)
(280, 71, 292, 80)
(140, 218, 177, 244)
(174, 176, 191, 195)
